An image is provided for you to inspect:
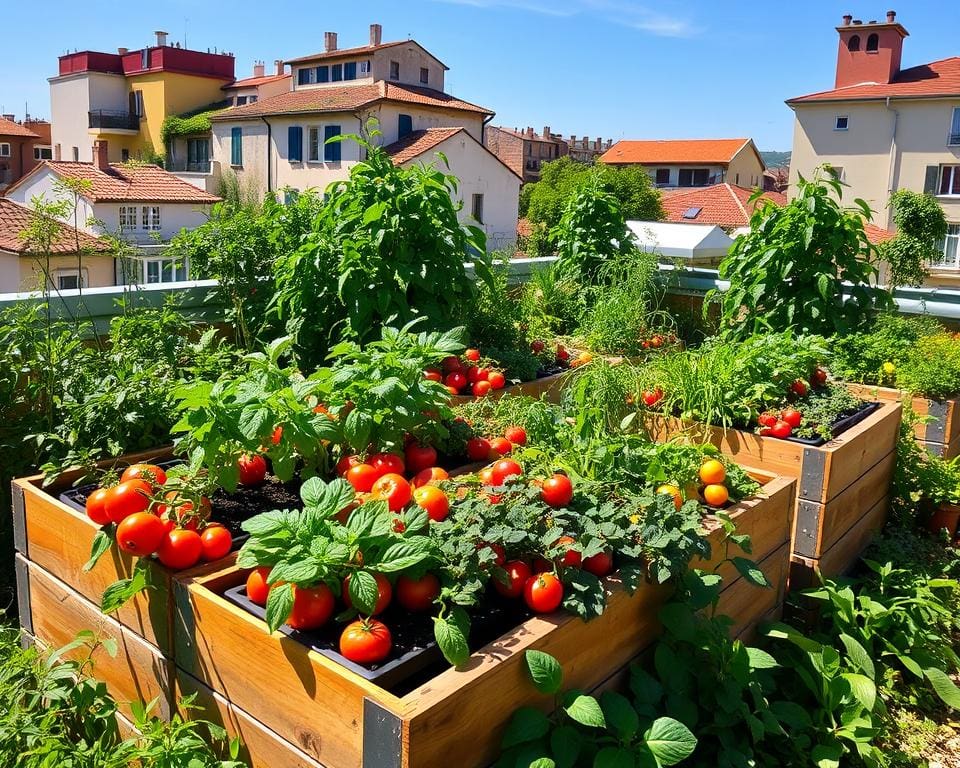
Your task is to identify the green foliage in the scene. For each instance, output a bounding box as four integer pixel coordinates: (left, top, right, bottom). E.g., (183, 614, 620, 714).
(160, 104, 230, 145)
(792, 384, 864, 441)
(272, 130, 488, 369)
(896, 333, 960, 399)
(881, 190, 948, 288)
(713, 169, 894, 339)
(519, 263, 584, 340)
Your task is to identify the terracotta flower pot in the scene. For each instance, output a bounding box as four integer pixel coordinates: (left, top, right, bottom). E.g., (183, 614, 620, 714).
(928, 503, 960, 538)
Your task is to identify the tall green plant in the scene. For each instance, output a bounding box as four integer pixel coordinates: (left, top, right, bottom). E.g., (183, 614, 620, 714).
(553, 178, 633, 284)
(881, 189, 948, 288)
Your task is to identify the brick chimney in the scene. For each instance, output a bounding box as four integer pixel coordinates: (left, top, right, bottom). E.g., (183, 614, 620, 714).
(887, 10, 896, 22)
(834, 9, 907, 88)
(543, 126, 551, 139)
(253, 60, 265, 78)
(569, 134, 576, 144)
(154, 30, 168, 47)
(526, 127, 534, 138)
(842, 14, 853, 25)
(595, 137, 601, 150)
(94, 140, 109, 170)
(324, 32, 338, 52)
(370, 23, 383, 46)
(118, 47, 129, 55)
(275, 59, 284, 76)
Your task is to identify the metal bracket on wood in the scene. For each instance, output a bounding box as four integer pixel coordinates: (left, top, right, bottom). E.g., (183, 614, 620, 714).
(15, 557, 32, 635)
(11, 481, 27, 555)
(794, 500, 824, 559)
(922, 439, 947, 458)
(927, 399, 948, 444)
(362, 697, 403, 768)
(799, 448, 827, 503)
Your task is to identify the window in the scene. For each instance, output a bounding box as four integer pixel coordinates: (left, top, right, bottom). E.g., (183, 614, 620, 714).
(308, 127, 320, 162)
(236, 96, 248, 106)
(848, 35, 861, 52)
(829, 166, 845, 181)
(121, 148, 130, 162)
(934, 224, 960, 270)
(950, 107, 960, 146)
(835, 115, 849, 131)
(143, 256, 189, 284)
(398, 114, 413, 139)
(0, 143, 9, 157)
(186, 138, 209, 167)
(141, 206, 161, 231)
(129, 90, 144, 117)
(471, 193, 484, 224)
(681, 207, 702, 220)
(344, 62, 357, 80)
(33, 146, 52, 160)
(420, 67, 429, 85)
(298, 68, 314, 86)
(678, 168, 710, 187)
(332, 64, 343, 82)
(866, 33, 879, 52)
(735, 173, 740, 185)
(55, 269, 85, 290)
(72, 146, 79, 161)
(119, 206, 138, 230)
(359, 60, 371, 75)
(230, 127, 242, 166)
(324, 125, 341, 162)
(389, 60, 400, 80)
(940, 166, 960, 196)
(317, 65, 329, 83)
(288, 126, 303, 162)
(248, 95, 258, 104)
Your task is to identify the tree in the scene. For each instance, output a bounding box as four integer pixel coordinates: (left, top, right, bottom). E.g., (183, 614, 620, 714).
(880, 189, 948, 288)
(712, 168, 894, 339)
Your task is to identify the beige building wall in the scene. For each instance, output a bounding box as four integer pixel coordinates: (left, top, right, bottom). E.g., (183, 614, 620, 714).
(18, 253, 116, 290)
(373, 104, 483, 144)
(727, 145, 766, 189)
(291, 44, 445, 93)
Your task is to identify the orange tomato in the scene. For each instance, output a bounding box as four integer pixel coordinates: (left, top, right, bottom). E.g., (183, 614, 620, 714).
(412, 485, 450, 522)
(699, 459, 726, 486)
(703, 484, 729, 508)
(655, 484, 683, 511)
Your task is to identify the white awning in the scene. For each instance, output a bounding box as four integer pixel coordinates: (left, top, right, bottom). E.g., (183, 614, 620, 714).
(626, 220, 733, 264)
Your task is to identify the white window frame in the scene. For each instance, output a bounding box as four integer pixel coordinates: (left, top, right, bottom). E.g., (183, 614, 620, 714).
(0, 143, 10, 157)
(934, 224, 960, 270)
(471, 193, 484, 225)
(359, 60, 371, 75)
(142, 255, 189, 284)
(951, 107, 960, 146)
(53, 268, 87, 291)
(835, 115, 849, 131)
(33, 145, 53, 160)
(141, 206, 161, 231)
(119, 205, 138, 230)
(131, 90, 144, 117)
(307, 126, 321, 162)
(939, 166, 960, 197)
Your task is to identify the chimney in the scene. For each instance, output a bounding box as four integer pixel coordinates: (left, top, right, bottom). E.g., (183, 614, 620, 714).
(154, 30, 168, 47)
(275, 59, 284, 76)
(324, 32, 338, 52)
(842, 14, 852, 25)
(543, 126, 551, 139)
(852, 19, 863, 24)
(595, 137, 601, 150)
(370, 23, 383, 46)
(835, 10, 907, 88)
(118, 47, 129, 55)
(569, 134, 576, 144)
(1, 114, 13, 122)
(94, 140, 109, 170)
(526, 127, 534, 138)
(887, 10, 896, 22)
(253, 60, 265, 78)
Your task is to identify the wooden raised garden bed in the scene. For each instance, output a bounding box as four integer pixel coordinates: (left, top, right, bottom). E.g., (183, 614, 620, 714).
(170, 470, 795, 768)
(452, 369, 571, 406)
(643, 401, 902, 583)
(846, 382, 960, 459)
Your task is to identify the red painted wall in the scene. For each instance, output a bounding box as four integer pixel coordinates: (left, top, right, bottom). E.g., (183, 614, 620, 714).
(835, 25, 906, 88)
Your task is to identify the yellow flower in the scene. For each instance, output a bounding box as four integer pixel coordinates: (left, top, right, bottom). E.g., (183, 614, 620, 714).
(882, 362, 896, 376)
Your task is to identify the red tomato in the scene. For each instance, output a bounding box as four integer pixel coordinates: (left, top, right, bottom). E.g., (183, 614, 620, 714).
(288, 584, 335, 631)
(464, 348, 481, 362)
(105, 479, 153, 524)
(466, 437, 492, 463)
(412, 485, 450, 522)
(488, 371, 506, 390)
(237, 454, 267, 486)
(489, 437, 513, 457)
(472, 380, 493, 397)
(445, 385, 460, 396)
(490, 459, 523, 485)
(477, 541, 506, 566)
(531, 340, 545, 354)
(524, 573, 564, 613)
(339, 619, 392, 665)
(423, 368, 443, 383)
(157, 491, 211, 525)
(369, 452, 405, 478)
(271, 426, 283, 445)
(200, 524, 233, 561)
(121, 463, 167, 486)
(583, 550, 614, 578)
(346, 464, 379, 493)
(85, 487, 112, 526)
(790, 379, 809, 397)
(812, 368, 829, 386)
(246, 567, 271, 606)
(781, 408, 803, 429)
(642, 389, 664, 407)
(472, 367, 491, 384)
(370, 473, 412, 512)
(650, 335, 664, 349)
(445, 371, 468, 392)
(342, 572, 392, 615)
(404, 444, 437, 476)
(478, 467, 496, 486)
(116, 512, 166, 557)
(532, 556, 553, 574)
(759, 426, 775, 437)
(771, 420, 794, 439)
(758, 412, 778, 428)
(556, 345, 570, 362)
(412, 467, 449, 488)
(441, 355, 462, 373)
(156, 529, 203, 570)
(337, 454, 363, 477)
(494, 560, 531, 598)
(504, 426, 527, 446)
(395, 573, 440, 612)
(541, 474, 574, 508)
(553, 536, 582, 569)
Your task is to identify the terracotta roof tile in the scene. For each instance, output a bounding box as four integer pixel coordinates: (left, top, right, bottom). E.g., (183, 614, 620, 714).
(0, 117, 40, 139)
(788, 57, 960, 103)
(600, 138, 751, 166)
(383, 127, 464, 164)
(212, 82, 492, 120)
(0, 198, 111, 254)
(661, 183, 786, 228)
(8, 162, 221, 204)
(864, 223, 896, 244)
(223, 73, 291, 90)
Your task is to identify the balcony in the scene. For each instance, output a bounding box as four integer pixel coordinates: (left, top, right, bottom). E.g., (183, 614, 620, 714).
(88, 110, 140, 133)
(166, 160, 212, 174)
(950, 133, 960, 147)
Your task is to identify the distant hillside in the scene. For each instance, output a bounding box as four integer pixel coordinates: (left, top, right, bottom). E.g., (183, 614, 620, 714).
(760, 150, 791, 169)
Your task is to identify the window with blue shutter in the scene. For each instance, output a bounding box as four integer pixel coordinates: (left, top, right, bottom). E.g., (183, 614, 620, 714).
(398, 114, 413, 139)
(317, 65, 329, 83)
(288, 126, 303, 162)
(230, 127, 242, 166)
(324, 125, 341, 162)
(344, 62, 357, 80)
(332, 64, 343, 82)
(298, 68, 310, 86)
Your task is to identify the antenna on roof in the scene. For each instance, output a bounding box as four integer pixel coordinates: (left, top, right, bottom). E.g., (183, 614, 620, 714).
(184, 17, 188, 50)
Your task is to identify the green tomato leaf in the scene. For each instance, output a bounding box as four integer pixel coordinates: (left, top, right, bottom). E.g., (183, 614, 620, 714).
(377, 539, 433, 572)
(433, 612, 470, 667)
(746, 647, 779, 670)
(643, 717, 697, 766)
(300, 477, 356, 517)
(264, 582, 295, 634)
(238, 405, 272, 442)
(347, 570, 380, 615)
(839, 633, 875, 679)
(500, 706, 550, 750)
(600, 690, 639, 741)
(564, 694, 605, 729)
(731, 557, 770, 588)
(840, 673, 876, 712)
(525, 650, 563, 695)
(924, 667, 960, 710)
(84, 528, 114, 572)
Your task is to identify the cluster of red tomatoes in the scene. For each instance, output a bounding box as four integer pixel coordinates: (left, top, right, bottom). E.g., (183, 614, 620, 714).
(425, 349, 507, 398)
(84, 464, 232, 570)
(464, 424, 528, 464)
(640, 332, 677, 350)
(756, 368, 828, 440)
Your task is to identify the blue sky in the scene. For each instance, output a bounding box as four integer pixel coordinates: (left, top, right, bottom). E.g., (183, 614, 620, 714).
(1, 1, 956, 150)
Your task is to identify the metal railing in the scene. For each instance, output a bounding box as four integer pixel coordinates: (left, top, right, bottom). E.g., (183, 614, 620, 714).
(949, 133, 960, 146)
(166, 160, 212, 174)
(88, 110, 140, 131)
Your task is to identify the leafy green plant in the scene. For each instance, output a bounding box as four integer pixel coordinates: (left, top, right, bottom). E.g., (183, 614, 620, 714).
(519, 263, 584, 340)
(881, 189, 948, 289)
(712, 169, 894, 339)
(792, 384, 864, 441)
(496, 649, 696, 768)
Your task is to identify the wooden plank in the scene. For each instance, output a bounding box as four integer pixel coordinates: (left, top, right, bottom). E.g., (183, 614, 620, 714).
(921, 434, 960, 460)
(451, 370, 572, 406)
(846, 383, 960, 446)
(819, 403, 902, 504)
(176, 670, 327, 768)
(22, 556, 173, 721)
(715, 543, 789, 639)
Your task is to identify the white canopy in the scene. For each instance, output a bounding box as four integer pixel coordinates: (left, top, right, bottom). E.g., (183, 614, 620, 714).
(626, 220, 734, 264)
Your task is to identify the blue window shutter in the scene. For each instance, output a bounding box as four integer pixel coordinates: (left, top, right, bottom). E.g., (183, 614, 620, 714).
(332, 64, 342, 82)
(324, 125, 341, 162)
(398, 114, 413, 139)
(231, 126, 242, 166)
(344, 62, 357, 80)
(288, 126, 302, 162)
(317, 66, 329, 83)
(297, 68, 309, 86)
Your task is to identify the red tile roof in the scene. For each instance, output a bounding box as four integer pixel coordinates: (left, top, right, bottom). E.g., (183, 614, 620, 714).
(6, 162, 220, 204)
(0, 198, 111, 255)
(223, 73, 291, 90)
(601, 138, 753, 166)
(660, 184, 787, 229)
(864, 223, 896, 244)
(788, 56, 960, 103)
(285, 40, 449, 69)
(494, 127, 565, 144)
(212, 81, 493, 120)
(0, 117, 40, 139)
(383, 127, 464, 164)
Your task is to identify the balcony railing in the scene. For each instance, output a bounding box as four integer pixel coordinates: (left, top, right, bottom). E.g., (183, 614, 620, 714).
(88, 110, 140, 131)
(950, 133, 960, 146)
(166, 160, 212, 174)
